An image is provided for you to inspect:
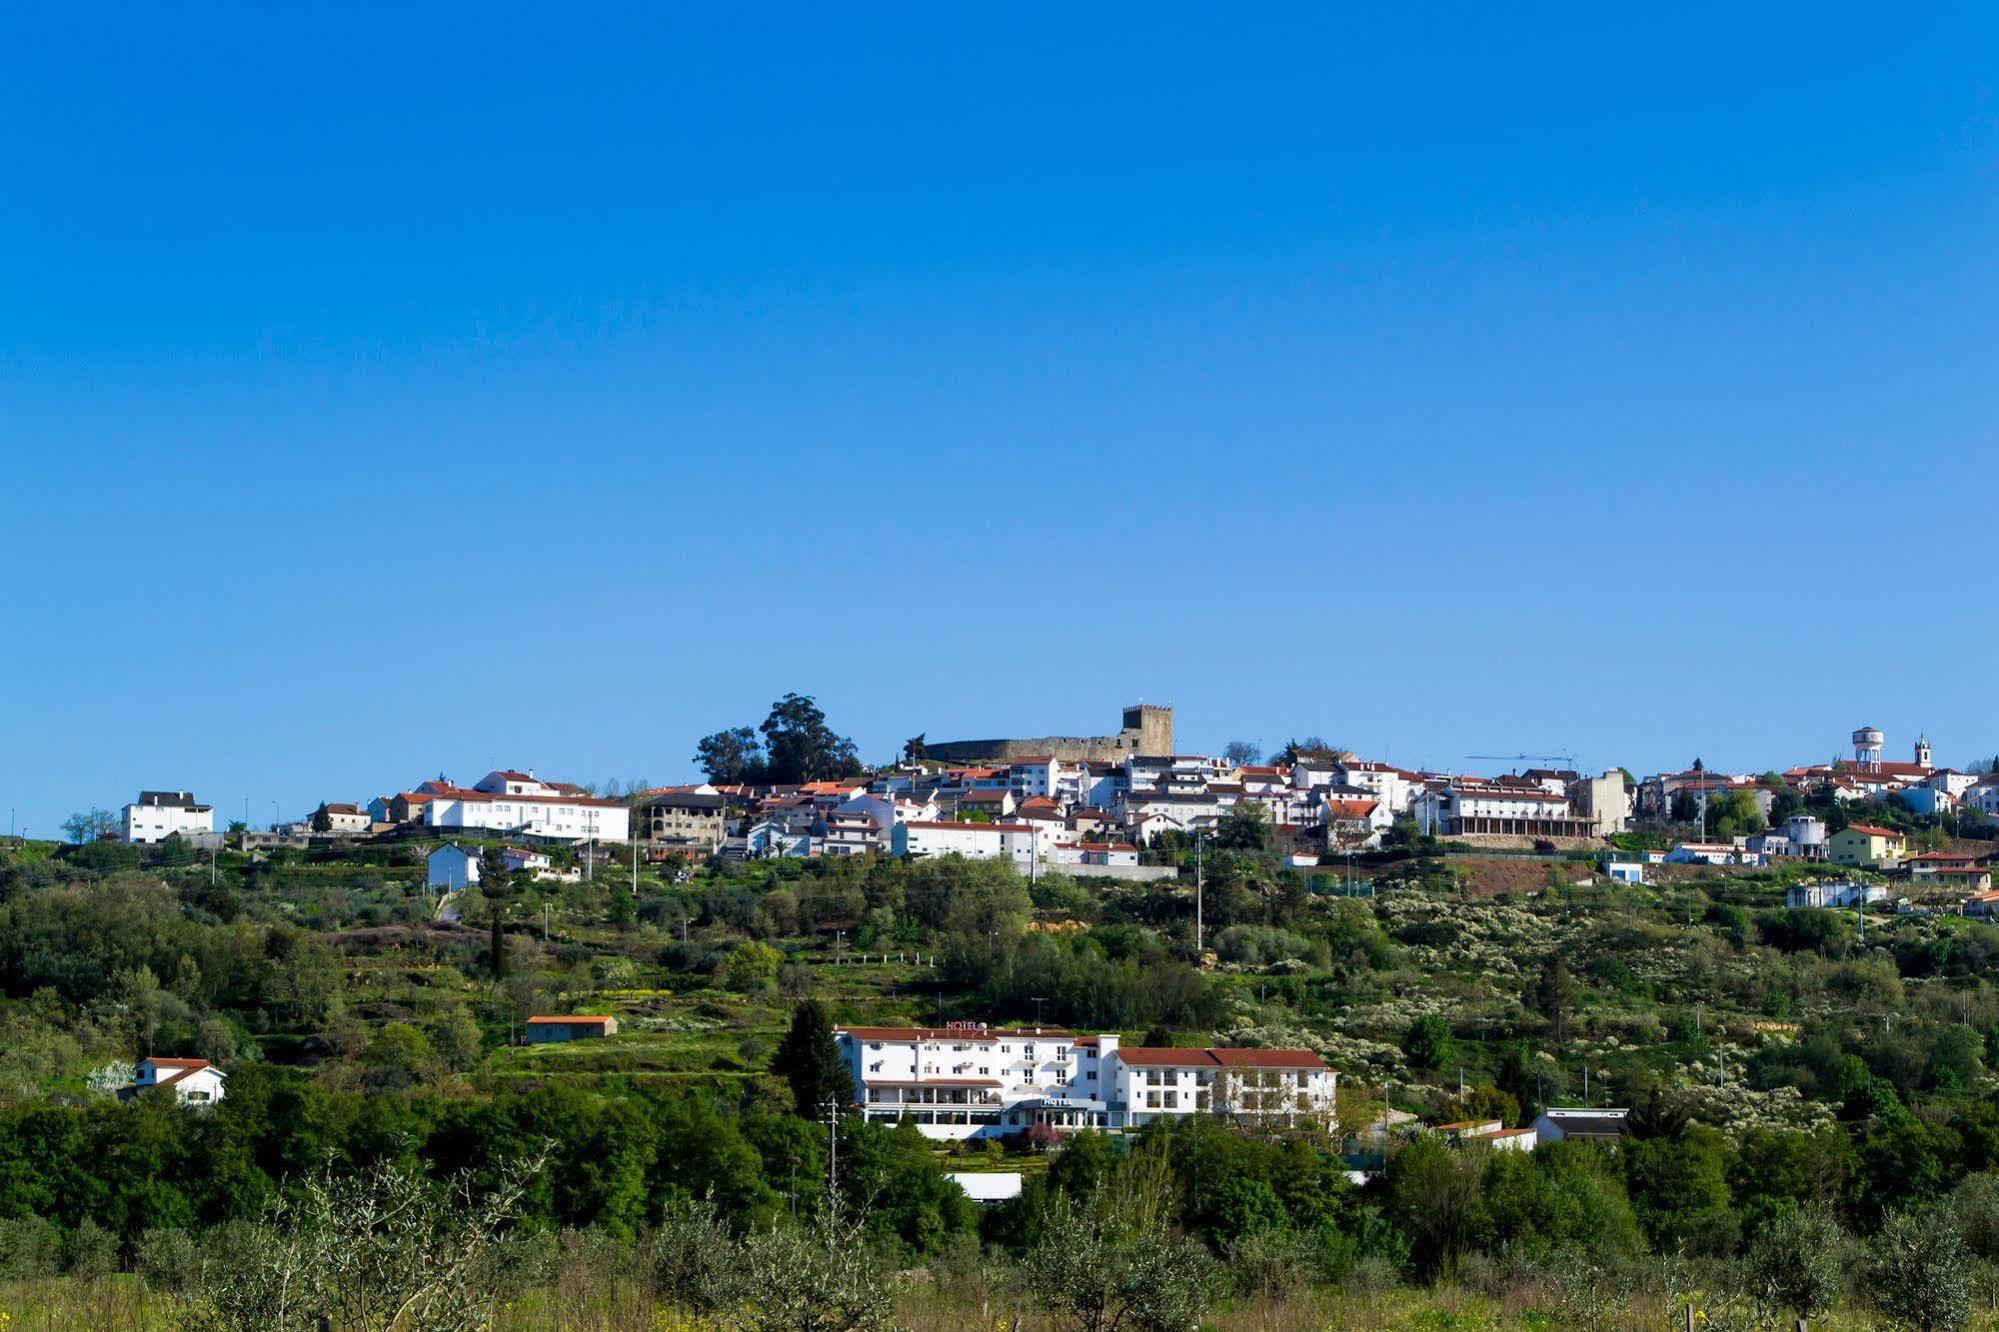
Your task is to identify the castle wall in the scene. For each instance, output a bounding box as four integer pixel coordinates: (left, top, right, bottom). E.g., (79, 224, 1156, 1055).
(924, 707, 1174, 766)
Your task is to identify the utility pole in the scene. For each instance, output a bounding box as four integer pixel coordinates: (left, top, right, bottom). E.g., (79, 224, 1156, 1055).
(1195, 835, 1205, 954)
(1031, 996, 1048, 1028)
(823, 1097, 841, 1235)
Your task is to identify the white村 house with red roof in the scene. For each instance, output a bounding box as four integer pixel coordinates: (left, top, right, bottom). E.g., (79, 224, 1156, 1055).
(417, 769, 631, 843)
(834, 1022, 1336, 1140)
(126, 1057, 226, 1106)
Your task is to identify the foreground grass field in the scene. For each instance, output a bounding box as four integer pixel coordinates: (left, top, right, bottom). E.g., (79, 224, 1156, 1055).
(0, 1273, 1979, 1332)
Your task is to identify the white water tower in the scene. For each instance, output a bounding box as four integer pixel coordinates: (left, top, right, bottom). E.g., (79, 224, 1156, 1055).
(1852, 726, 1885, 771)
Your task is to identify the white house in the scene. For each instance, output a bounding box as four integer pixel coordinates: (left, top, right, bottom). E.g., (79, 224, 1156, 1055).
(834, 1023, 1337, 1141)
(501, 845, 553, 875)
(418, 770, 631, 843)
(1898, 786, 1958, 819)
(129, 1057, 226, 1106)
(1966, 780, 1999, 818)
(1605, 860, 1646, 884)
(1787, 881, 1888, 909)
(1531, 1108, 1629, 1145)
(1051, 842, 1139, 867)
(892, 821, 1041, 869)
(427, 843, 481, 891)
(945, 1172, 1023, 1205)
(1334, 761, 1419, 816)
(1667, 842, 1741, 866)
(122, 791, 214, 844)
(315, 803, 373, 835)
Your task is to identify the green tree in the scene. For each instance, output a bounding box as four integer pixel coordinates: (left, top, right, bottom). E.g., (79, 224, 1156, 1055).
(772, 1000, 854, 1117)
(1622, 1125, 1737, 1256)
(1401, 1015, 1455, 1071)
(1746, 1203, 1846, 1323)
(1868, 1205, 1973, 1331)
(759, 694, 861, 785)
(725, 940, 782, 993)
(1383, 1133, 1489, 1276)
(1214, 801, 1270, 853)
(1530, 956, 1577, 1042)
(694, 726, 766, 785)
(1026, 1150, 1222, 1332)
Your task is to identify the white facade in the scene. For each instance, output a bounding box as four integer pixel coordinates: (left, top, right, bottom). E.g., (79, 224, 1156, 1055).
(1668, 842, 1741, 865)
(1784, 815, 1828, 855)
(1337, 761, 1416, 814)
(122, 791, 214, 844)
(421, 770, 630, 843)
(1051, 842, 1139, 867)
(1898, 786, 1957, 818)
(893, 820, 1040, 868)
(835, 1024, 1336, 1141)
(318, 804, 372, 835)
(1787, 881, 1888, 909)
(1006, 759, 1059, 799)
(132, 1057, 226, 1106)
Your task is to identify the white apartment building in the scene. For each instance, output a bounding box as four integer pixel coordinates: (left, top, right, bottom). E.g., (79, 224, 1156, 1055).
(420, 769, 630, 843)
(1006, 758, 1059, 799)
(122, 791, 214, 843)
(1334, 761, 1418, 816)
(1413, 783, 1592, 838)
(834, 1023, 1336, 1141)
(892, 820, 1041, 868)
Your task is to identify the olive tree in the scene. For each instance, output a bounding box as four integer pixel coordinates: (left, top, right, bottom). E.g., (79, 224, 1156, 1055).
(1025, 1150, 1222, 1332)
(1869, 1206, 1973, 1332)
(194, 1148, 548, 1331)
(1746, 1204, 1845, 1324)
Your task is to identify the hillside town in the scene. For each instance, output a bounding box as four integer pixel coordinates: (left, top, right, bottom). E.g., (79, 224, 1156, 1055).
(108, 708, 1999, 912)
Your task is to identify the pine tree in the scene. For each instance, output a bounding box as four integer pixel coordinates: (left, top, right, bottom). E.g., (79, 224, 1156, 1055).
(772, 999, 853, 1117)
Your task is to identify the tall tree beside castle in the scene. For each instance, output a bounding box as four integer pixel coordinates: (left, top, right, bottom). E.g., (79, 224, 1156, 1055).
(694, 694, 863, 785)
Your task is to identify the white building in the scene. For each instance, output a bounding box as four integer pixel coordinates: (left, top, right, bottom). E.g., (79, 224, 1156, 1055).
(122, 791, 214, 844)
(892, 820, 1041, 869)
(426, 843, 481, 891)
(420, 770, 630, 843)
(835, 1024, 1336, 1140)
(1335, 760, 1419, 815)
(129, 1057, 226, 1106)
(1531, 1108, 1630, 1145)
(1667, 842, 1742, 866)
(1414, 783, 1591, 838)
(1898, 786, 1958, 818)
(1786, 881, 1888, 909)
(1966, 780, 1999, 818)
(315, 803, 372, 835)
(1050, 841, 1140, 867)
(500, 845, 553, 875)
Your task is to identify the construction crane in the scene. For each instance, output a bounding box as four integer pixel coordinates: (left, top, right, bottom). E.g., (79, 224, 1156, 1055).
(1466, 752, 1579, 772)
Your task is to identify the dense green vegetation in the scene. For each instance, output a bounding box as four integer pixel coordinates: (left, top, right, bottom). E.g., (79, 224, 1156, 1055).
(7, 822, 1999, 1326)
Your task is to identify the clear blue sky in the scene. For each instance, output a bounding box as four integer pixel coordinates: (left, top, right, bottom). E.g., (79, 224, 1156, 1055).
(4, 5, 1997, 835)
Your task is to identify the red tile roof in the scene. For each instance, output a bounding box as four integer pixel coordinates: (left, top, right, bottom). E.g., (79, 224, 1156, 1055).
(838, 1026, 1075, 1043)
(1844, 824, 1905, 839)
(526, 1015, 614, 1025)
